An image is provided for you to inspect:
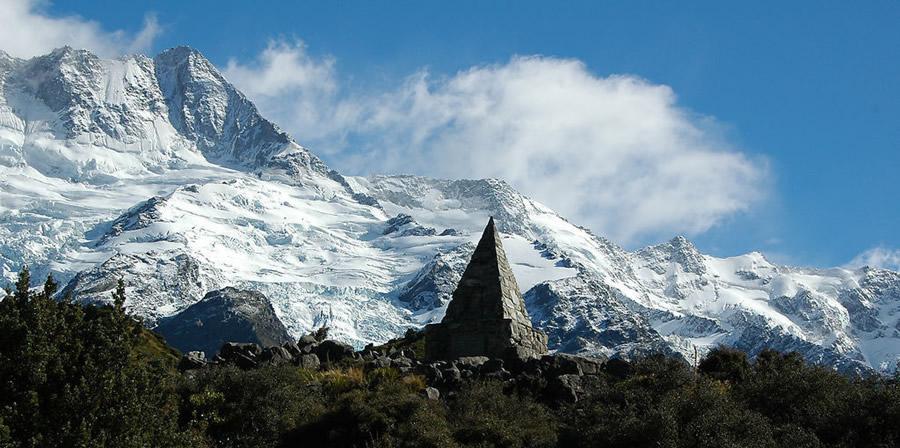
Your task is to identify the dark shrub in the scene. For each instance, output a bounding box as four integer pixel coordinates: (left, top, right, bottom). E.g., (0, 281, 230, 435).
(698, 346, 751, 382)
(450, 381, 557, 448)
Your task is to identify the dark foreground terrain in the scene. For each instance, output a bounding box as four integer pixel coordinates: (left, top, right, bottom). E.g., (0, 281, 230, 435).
(2, 269, 899, 448)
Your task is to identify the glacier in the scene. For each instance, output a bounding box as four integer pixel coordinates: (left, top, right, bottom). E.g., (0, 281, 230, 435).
(1, 46, 898, 374)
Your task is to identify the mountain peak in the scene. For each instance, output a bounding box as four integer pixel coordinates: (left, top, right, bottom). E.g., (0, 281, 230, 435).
(668, 235, 694, 249)
(43, 45, 96, 63)
(155, 45, 207, 66)
(637, 235, 707, 275)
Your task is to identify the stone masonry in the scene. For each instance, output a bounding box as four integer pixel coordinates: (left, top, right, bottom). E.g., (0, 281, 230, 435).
(425, 217, 548, 362)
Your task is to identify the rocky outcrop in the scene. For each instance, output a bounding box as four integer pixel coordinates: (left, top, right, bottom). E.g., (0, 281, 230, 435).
(425, 218, 548, 362)
(188, 327, 355, 370)
(193, 328, 612, 403)
(155, 287, 292, 356)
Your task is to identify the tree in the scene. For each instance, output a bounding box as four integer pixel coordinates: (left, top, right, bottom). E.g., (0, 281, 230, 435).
(112, 277, 127, 310)
(41, 274, 58, 299)
(13, 264, 30, 302)
(0, 271, 195, 447)
(698, 346, 751, 383)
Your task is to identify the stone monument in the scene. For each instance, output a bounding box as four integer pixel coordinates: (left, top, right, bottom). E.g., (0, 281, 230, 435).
(425, 217, 548, 362)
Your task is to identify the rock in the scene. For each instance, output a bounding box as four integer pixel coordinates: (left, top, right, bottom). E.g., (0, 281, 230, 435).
(314, 339, 355, 363)
(442, 365, 462, 384)
(232, 352, 259, 369)
(392, 357, 414, 369)
(179, 351, 207, 370)
(298, 353, 320, 370)
(219, 342, 262, 358)
(424, 387, 441, 400)
(549, 374, 583, 402)
(425, 218, 548, 362)
(282, 341, 302, 358)
(298, 334, 318, 347)
(455, 356, 490, 369)
(260, 346, 293, 364)
(423, 364, 444, 382)
(542, 353, 586, 376)
(573, 355, 605, 375)
(365, 357, 391, 371)
(548, 373, 604, 402)
(217, 342, 263, 369)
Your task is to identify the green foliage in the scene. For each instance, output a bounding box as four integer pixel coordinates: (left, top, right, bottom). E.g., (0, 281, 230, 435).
(451, 381, 558, 448)
(0, 269, 197, 447)
(178, 364, 327, 448)
(285, 374, 454, 448)
(112, 277, 127, 310)
(0, 415, 10, 446)
(698, 345, 751, 382)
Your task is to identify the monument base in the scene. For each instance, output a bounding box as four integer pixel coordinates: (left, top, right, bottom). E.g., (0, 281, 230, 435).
(425, 318, 548, 362)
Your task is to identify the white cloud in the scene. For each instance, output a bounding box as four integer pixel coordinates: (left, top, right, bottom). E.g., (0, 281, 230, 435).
(222, 41, 361, 154)
(847, 247, 900, 271)
(224, 42, 768, 245)
(0, 0, 160, 58)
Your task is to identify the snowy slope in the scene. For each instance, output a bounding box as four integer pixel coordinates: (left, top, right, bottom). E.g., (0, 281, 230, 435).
(1, 47, 898, 373)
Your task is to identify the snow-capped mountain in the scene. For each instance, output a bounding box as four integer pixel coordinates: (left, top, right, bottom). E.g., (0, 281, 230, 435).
(2, 46, 898, 374)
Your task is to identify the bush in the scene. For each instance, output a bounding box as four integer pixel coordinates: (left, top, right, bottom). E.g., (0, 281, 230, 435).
(451, 381, 557, 448)
(284, 376, 454, 447)
(178, 364, 326, 448)
(698, 346, 751, 383)
(0, 270, 195, 447)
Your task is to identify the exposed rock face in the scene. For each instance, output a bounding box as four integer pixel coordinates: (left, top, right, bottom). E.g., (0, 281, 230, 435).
(154, 287, 292, 356)
(425, 218, 548, 361)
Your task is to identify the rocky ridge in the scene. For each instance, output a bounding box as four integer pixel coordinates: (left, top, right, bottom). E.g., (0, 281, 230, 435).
(186, 328, 609, 404)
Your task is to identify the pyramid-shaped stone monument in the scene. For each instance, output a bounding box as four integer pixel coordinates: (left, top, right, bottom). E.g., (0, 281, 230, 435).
(425, 217, 548, 361)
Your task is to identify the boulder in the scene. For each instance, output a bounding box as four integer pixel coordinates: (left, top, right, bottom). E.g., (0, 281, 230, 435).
(217, 342, 262, 369)
(298, 353, 320, 370)
(260, 346, 293, 364)
(298, 334, 318, 347)
(480, 358, 505, 374)
(442, 365, 462, 384)
(392, 357, 414, 369)
(455, 356, 489, 370)
(179, 351, 207, 370)
(364, 356, 391, 371)
(549, 374, 582, 402)
(548, 373, 604, 403)
(541, 353, 604, 376)
(314, 339, 355, 363)
(219, 342, 262, 358)
(282, 341, 302, 358)
(424, 387, 441, 401)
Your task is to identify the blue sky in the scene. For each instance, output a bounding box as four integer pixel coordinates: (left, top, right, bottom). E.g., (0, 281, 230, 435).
(7, 0, 900, 268)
